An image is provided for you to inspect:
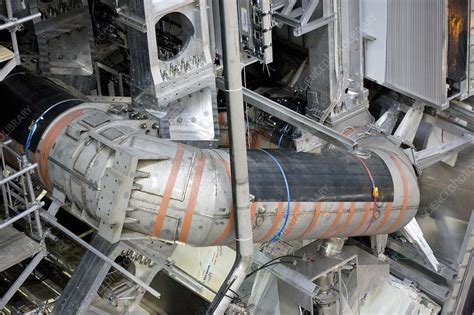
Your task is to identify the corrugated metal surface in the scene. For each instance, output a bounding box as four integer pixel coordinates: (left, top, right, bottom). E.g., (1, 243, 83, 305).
(447, 0, 468, 83)
(469, 0, 474, 94)
(385, 0, 448, 108)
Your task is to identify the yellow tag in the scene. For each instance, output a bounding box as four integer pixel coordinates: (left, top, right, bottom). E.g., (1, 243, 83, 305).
(372, 186, 379, 199)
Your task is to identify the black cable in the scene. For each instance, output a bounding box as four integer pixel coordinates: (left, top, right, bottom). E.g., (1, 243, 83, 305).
(226, 288, 242, 304)
(246, 261, 296, 279)
(255, 254, 303, 270)
(245, 254, 304, 279)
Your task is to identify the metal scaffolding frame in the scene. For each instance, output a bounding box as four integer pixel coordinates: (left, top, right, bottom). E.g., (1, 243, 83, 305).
(0, 139, 160, 311)
(0, 0, 41, 81)
(0, 140, 45, 309)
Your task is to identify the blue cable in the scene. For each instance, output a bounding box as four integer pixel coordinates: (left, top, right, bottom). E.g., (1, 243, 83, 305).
(24, 99, 82, 156)
(258, 149, 291, 241)
(277, 124, 289, 148)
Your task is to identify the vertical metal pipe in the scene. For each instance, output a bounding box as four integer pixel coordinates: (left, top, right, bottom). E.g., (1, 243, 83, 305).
(5, 0, 20, 63)
(207, 0, 254, 313)
(1, 149, 10, 219)
(22, 155, 43, 238)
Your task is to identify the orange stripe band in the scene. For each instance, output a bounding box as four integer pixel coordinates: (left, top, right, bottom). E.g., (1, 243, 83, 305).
(370, 202, 393, 234)
(257, 202, 285, 242)
(296, 202, 321, 240)
(212, 154, 234, 245)
(178, 154, 206, 243)
(250, 202, 257, 225)
(213, 210, 234, 245)
(332, 202, 356, 236)
(348, 202, 371, 236)
(283, 201, 301, 238)
(152, 144, 185, 237)
(384, 156, 409, 233)
(321, 202, 345, 238)
(37, 109, 84, 189)
(219, 155, 231, 178)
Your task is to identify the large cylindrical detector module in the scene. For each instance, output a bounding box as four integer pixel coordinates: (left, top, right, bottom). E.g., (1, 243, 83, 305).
(0, 73, 420, 246)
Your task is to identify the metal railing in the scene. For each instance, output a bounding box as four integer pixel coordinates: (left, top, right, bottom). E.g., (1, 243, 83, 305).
(0, 139, 160, 310)
(0, 140, 46, 309)
(0, 140, 44, 237)
(0, 0, 41, 81)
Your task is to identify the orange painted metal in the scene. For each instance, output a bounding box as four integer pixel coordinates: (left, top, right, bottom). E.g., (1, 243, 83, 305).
(152, 144, 186, 237)
(178, 153, 206, 243)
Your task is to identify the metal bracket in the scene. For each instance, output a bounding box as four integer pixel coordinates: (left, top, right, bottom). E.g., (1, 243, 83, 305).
(413, 135, 473, 170)
(393, 102, 425, 146)
(252, 251, 320, 297)
(97, 148, 138, 243)
(216, 78, 358, 152)
(402, 218, 440, 272)
(47, 189, 66, 216)
(116, 11, 147, 33)
(273, 0, 336, 37)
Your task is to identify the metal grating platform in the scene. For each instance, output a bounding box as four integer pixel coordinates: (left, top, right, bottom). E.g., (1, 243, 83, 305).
(0, 226, 42, 272)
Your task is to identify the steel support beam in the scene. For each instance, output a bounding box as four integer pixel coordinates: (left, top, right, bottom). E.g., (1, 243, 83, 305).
(414, 136, 474, 170)
(0, 250, 46, 309)
(393, 103, 425, 145)
(252, 251, 320, 297)
(217, 79, 357, 152)
(388, 258, 450, 303)
(39, 211, 161, 299)
(386, 238, 457, 282)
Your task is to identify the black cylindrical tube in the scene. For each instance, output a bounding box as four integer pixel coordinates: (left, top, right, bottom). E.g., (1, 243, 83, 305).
(0, 69, 83, 150)
(247, 149, 394, 202)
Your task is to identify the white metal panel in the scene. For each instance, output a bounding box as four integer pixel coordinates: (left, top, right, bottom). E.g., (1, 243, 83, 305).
(361, 0, 388, 83)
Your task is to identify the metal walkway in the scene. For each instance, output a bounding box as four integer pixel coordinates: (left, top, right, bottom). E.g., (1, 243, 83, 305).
(0, 226, 42, 273)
